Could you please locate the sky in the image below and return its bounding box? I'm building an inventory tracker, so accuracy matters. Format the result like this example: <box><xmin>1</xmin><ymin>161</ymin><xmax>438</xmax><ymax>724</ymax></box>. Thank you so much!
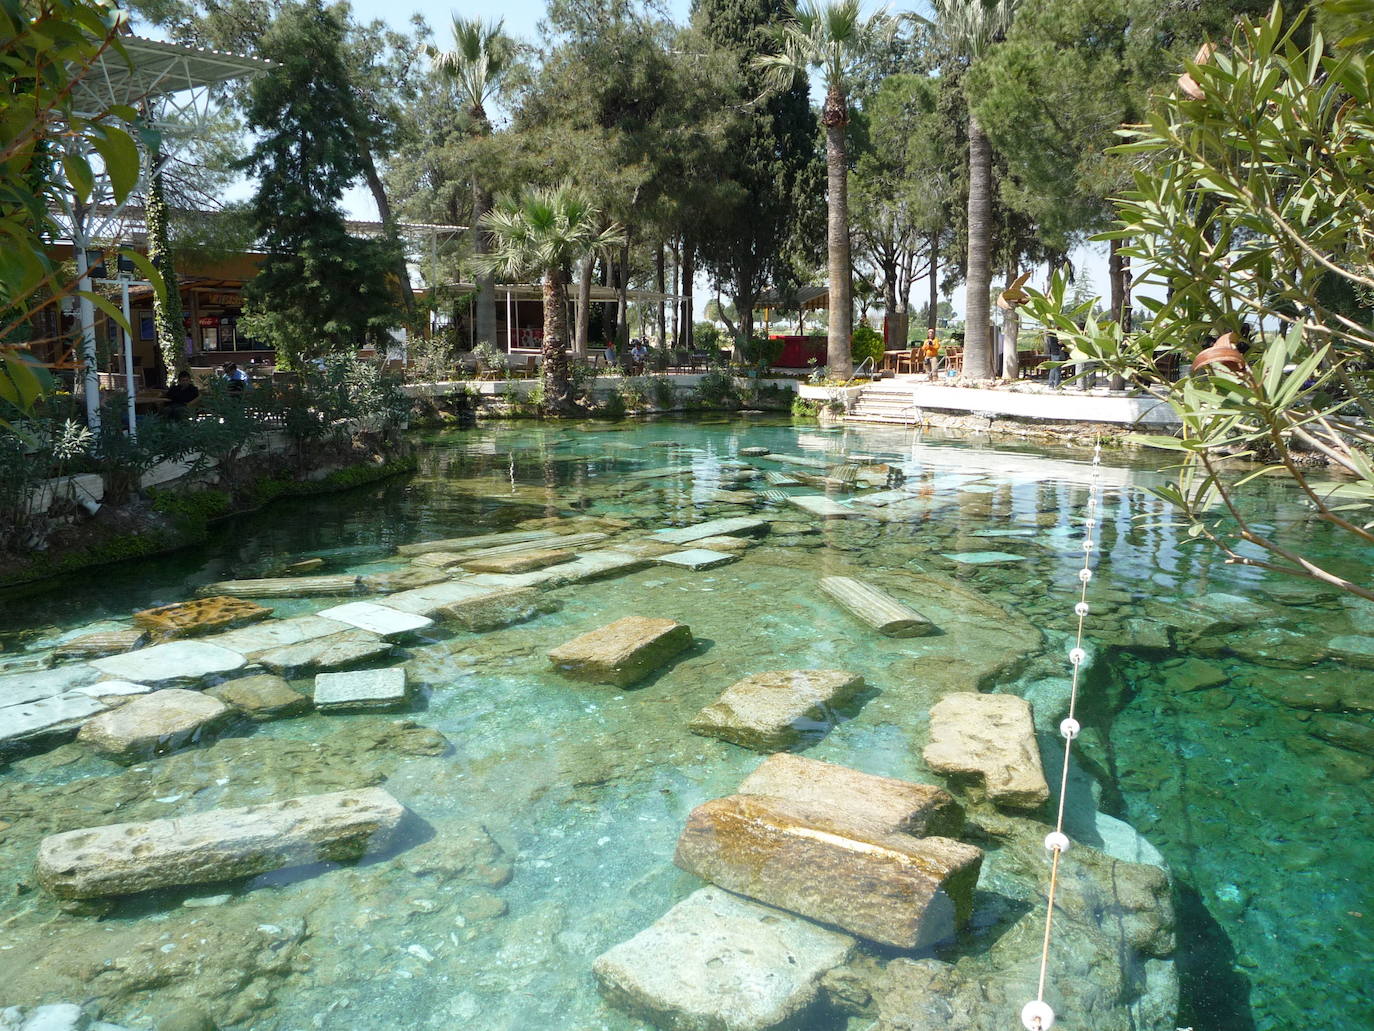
<box><xmin>149</xmin><ymin>0</ymin><xmax>1124</xmax><ymax>329</ymax></box>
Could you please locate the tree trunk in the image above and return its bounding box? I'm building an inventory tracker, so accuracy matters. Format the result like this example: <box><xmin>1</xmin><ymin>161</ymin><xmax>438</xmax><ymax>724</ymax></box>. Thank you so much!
<box><xmin>472</xmin><ymin>183</ymin><xmax>497</xmax><ymax>349</ymax></box>
<box><xmin>1108</xmin><ymin>237</ymin><xmax>1126</xmax><ymax>391</ymax></box>
<box><xmin>655</xmin><ymin>245</ymin><xmax>666</xmax><ymax>348</ymax></box>
<box><xmin>682</xmin><ymin>241</ymin><xmax>695</xmax><ymax>350</ymax></box>
<box><xmin>1002</xmin><ymin>259</ymin><xmax>1020</xmax><ymax>382</ymax></box>
<box><xmin>964</xmin><ymin>114</ymin><xmax>993</xmax><ymax>379</ymax></box>
<box><xmin>928</xmin><ymin>231</ymin><xmax>939</xmax><ymax>329</ymax></box>
<box><xmin>670</xmin><ymin>237</ymin><xmax>680</xmax><ymax>346</ymax></box>
<box><xmin>823</xmin><ymin>83</ymin><xmax>853</xmax><ymax>379</ymax></box>
<box><xmin>616</xmin><ymin>238</ymin><xmax>631</xmax><ymax>347</ymax></box>
<box><xmin>361</xmin><ymin>146</ymin><xmax>414</xmax><ymax>317</ymax></box>
<box><xmin>541</xmin><ymin>269</ymin><xmax>577</xmax><ymax>416</ymax></box>
<box><xmin>574</xmin><ymin>253</ymin><xmax>593</xmax><ymax>358</ymax></box>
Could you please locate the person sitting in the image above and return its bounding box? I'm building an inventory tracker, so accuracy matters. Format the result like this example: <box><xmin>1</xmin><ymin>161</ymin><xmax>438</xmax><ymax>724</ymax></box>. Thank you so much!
<box><xmin>163</xmin><ymin>371</ymin><xmax>200</xmax><ymax>420</ymax></box>
<box><xmin>602</xmin><ymin>341</ymin><xmax>617</xmax><ymax>369</ymax></box>
<box><xmin>224</xmin><ymin>362</ymin><xmax>248</xmax><ymax>393</ymax></box>
<box><xmin>630</xmin><ymin>340</ymin><xmax>648</xmax><ymax>375</ymax></box>
<box><xmin>920</xmin><ymin>329</ymin><xmax>941</xmax><ymax>380</ymax></box>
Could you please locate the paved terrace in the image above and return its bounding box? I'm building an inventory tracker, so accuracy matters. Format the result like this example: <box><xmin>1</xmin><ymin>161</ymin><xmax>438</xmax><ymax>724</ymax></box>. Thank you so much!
<box><xmin>851</xmin><ymin>376</ymin><xmax>1182</xmax><ymax>428</ymax></box>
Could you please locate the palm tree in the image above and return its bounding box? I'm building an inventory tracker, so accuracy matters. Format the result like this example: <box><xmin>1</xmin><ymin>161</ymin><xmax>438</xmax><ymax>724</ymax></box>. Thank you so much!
<box><xmin>429</xmin><ymin>17</ymin><xmax>515</xmax><ymax>353</ymax></box>
<box><xmin>759</xmin><ymin>0</ymin><xmax>892</xmax><ymax>380</ymax></box>
<box><xmin>925</xmin><ymin>0</ymin><xmax>1021</xmax><ymax>380</ymax></box>
<box><xmin>476</xmin><ymin>185</ymin><xmax>625</xmax><ymax>415</ymax></box>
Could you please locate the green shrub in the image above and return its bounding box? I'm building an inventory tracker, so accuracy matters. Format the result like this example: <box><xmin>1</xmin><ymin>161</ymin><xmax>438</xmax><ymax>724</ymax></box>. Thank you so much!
<box><xmin>693</xmin><ymin>322</ymin><xmax>722</xmax><ymax>352</ymax></box>
<box><xmin>740</xmin><ymin>335</ymin><xmax>785</xmax><ymax>370</ymax></box>
<box><xmin>649</xmin><ymin>376</ymin><xmax>675</xmax><ymax>409</ymax></box>
<box><xmin>791</xmin><ymin>395</ymin><xmax>821</xmax><ymax>419</ymax></box>
<box><xmin>599</xmin><ymin>391</ymin><xmax>627</xmax><ymax>419</ymax></box>
<box><xmin>149</xmin><ymin>487</ymin><xmax>231</xmax><ymax>532</ymax></box>
<box><xmin>851</xmin><ymin>325</ymin><xmax>884</xmax><ymax>367</ymax></box>
<box><xmin>694</xmin><ymin>369</ymin><xmax>738</xmax><ymax>409</ymax></box>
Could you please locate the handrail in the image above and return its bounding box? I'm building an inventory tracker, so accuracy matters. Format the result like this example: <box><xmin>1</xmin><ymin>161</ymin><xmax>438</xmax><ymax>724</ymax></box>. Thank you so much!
<box><xmin>844</xmin><ymin>355</ymin><xmax>876</xmax><ymax>388</ymax></box>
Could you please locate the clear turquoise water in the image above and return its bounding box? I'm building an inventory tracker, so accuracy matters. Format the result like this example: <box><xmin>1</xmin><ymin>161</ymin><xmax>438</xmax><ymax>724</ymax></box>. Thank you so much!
<box><xmin>1</xmin><ymin>416</ymin><xmax>1371</xmax><ymax>1031</ymax></box>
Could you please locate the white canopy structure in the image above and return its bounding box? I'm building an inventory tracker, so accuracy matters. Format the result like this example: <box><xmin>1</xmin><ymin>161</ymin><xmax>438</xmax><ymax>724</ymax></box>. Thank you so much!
<box><xmin>62</xmin><ymin>35</ymin><xmax>269</xmax><ymax>432</ymax></box>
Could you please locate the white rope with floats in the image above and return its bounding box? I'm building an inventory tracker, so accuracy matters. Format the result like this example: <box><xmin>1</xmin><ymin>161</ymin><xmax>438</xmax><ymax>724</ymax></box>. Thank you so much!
<box><xmin>1021</xmin><ymin>442</ymin><xmax>1105</xmax><ymax>1031</ymax></box>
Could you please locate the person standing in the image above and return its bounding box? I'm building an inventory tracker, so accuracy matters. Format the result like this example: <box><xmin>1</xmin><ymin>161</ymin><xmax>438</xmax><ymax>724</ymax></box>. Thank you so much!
<box><xmin>920</xmin><ymin>328</ymin><xmax>941</xmax><ymax>380</ymax></box>
<box><xmin>1046</xmin><ymin>332</ymin><xmax>1066</xmax><ymax>389</ymax></box>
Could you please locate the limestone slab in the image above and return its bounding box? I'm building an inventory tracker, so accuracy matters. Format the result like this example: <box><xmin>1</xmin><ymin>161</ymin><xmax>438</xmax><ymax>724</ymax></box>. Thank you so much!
<box><xmin>197</xmin><ymin>575</ymin><xmax>363</xmax><ymax>599</ymax></box>
<box><xmin>654</xmin><ymin>517</ymin><xmax>768</xmax><ymax>545</ymax></box>
<box><xmin>941</xmin><ymin>551</ymin><xmax>1028</xmax><ymax>565</ymax></box>
<box><xmin>737</xmin><ymin>753</ymin><xmax>963</xmax><ymax>839</ymax></box>
<box><xmin>674</xmin><ymin>794</ymin><xmax>983</xmax><ymax>949</ymax></box>
<box><xmin>593</xmin><ymin>886</ymin><xmax>854</xmax><ymax>1031</ymax></box>
<box><xmin>1328</xmin><ymin>634</ymin><xmax>1374</xmax><ymax>668</ymax></box>
<box><xmin>691</xmin><ymin>536</ymin><xmax>752</xmax><ymax>553</ymax></box>
<box><xmin>690</xmin><ymin>670</ymin><xmax>866</xmax><ymax>751</ymax></box>
<box><xmin>382</xmin><ymin>580</ymin><xmax>496</xmax><ymax>616</ymax></box>
<box><xmin>0</xmin><ymin>692</ymin><xmax>107</xmax><ymax>748</ymax></box>
<box><xmin>786</xmin><ymin>495</ymin><xmax>856</xmax><ymax>518</ymax></box>
<box><xmin>923</xmin><ymin>692</ymin><xmax>1050</xmax><ymax>809</ymax></box>
<box><xmin>1189</xmin><ymin>591</ymin><xmax>1275</xmax><ymax>624</ymax></box>
<box><xmin>709</xmin><ymin>489</ymin><xmax>758</xmax><ymax>505</ymax></box>
<box><xmin>462</xmin><ymin>570</ymin><xmax>565</xmax><ymax>590</ymax></box>
<box><xmin>206</xmin><ymin>615</ymin><xmax>352</xmax><ymax>657</ymax></box>
<box><xmin>71</xmin><ymin>679</ymin><xmax>153</xmax><ymax>700</ymax></box>
<box><xmin>77</xmin><ymin>689</ymin><xmax>232</xmax><ymax>763</ymax></box>
<box><xmin>656</xmin><ymin>549</ymin><xmax>738</xmax><ymax>571</ymax></box>
<box><xmin>358</xmin><ymin>567</ymin><xmax>449</xmax><ymax>592</ymax></box>
<box><xmin>0</xmin><ymin>664</ymin><xmax>102</xmax><ymax>707</ymax></box>
<box><xmin>255</xmin><ymin>629</ymin><xmax>393</xmax><ymax>674</ymax></box>
<box><xmin>819</xmin><ymin>576</ymin><xmax>935</xmax><ymax>637</ymax></box>
<box><xmin>460</xmin><ymin>548</ymin><xmax>574</xmax><ymax>574</ymax></box>
<box><xmin>545</xmin><ymin>550</ymin><xmax>651</xmax><ymax>585</ymax></box>
<box><xmin>396</xmin><ymin>529</ymin><xmax>557</xmax><ymax>557</ymax></box>
<box><xmin>52</xmin><ymin>629</ymin><xmax>146</xmax><ymax>659</ymax></box>
<box><xmin>739</xmin><ymin>446</ymin><xmax>771</xmax><ymax>457</ymax></box>
<box><xmin>434</xmin><ymin>587</ymin><xmax>556</xmax><ymax>631</ymax></box>
<box><xmin>315</xmin><ymin>601</ymin><xmax>433</xmax><ymax>639</ymax></box>
<box><xmin>133</xmin><ymin>596</ymin><xmax>273</xmax><ymax>640</ymax></box>
<box><xmin>314</xmin><ymin>667</ymin><xmax>409</xmax><ymax>711</ymax></box>
<box><xmin>209</xmin><ymin>674</ymin><xmax>311</xmax><ymax>719</ymax></box>
<box><xmin>90</xmin><ymin>640</ymin><xmax>247</xmax><ymax>686</ymax></box>
<box><xmin>549</xmin><ymin>616</ymin><xmax>693</xmax><ymax>687</ymax></box>
<box><xmin>36</xmin><ymin>786</ymin><xmax>406</xmax><ymax>898</ymax></box>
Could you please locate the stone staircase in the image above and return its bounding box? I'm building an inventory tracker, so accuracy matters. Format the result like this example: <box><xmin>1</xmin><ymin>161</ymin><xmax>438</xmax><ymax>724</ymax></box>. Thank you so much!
<box><xmin>844</xmin><ymin>380</ymin><xmax>921</xmax><ymax>425</ymax></box>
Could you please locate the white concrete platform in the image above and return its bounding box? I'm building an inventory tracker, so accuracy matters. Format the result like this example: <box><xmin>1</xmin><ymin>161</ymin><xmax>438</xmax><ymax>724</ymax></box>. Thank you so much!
<box><xmin>857</xmin><ymin>380</ymin><xmax>1180</xmax><ymax>427</ymax></box>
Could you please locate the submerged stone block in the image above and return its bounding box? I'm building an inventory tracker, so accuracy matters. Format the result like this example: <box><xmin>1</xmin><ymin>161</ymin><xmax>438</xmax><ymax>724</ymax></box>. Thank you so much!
<box><xmin>434</xmin><ymin>587</ymin><xmax>556</xmax><ymax>631</ymax></box>
<box><xmin>36</xmin><ymin>787</ymin><xmax>406</xmax><ymax>898</ymax></box>
<box><xmin>52</xmin><ymin>629</ymin><xmax>146</xmax><ymax>659</ymax></box>
<box><xmin>89</xmin><ymin>640</ymin><xmax>247</xmax><ymax>686</ymax></box>
<box><xmin>197</xmin><ymin>575</ymin><xmax>363</xmax><ymax>599</ymax></box>
<box><xmin>255</xmin><ymin>629</ymin><xmax>392</xmax><ymax>675</ymax></box>
<box><xmin>396</xmin><ymin>529</ymin><xmax>557</xmax><ymax>557</ymax></box>
<box><xmin>0</xmin><ymin>692</ymin><xmax>107</xmax><ymax>750</ymax></box>
<box><xmin>674</xmin><ymin>794</ymin><xmax>982</xmax><ymax>949</ymax></box>
<box><xmin>736</xmin><ymin>754</ymin><xmax>963</xmax><ymax>840</ymax></box>
<box><xmin>593</xmin><ymin>886</ymin><xmax>854</xmax><ymax>1031</ymax></box>
<box><xmin>314</xmin><ymin>667</ymin><xmax>409</xmax><ymax>712</ymax></box>
<box><xmin>923</xmin><ymin>693</ymin><xmax>1050</xmax><ymax>810</ymax></box>
<box><xmin>819</xmin><ymin>576</ymin><xmax>935</xmax><ymax>638</ymax></box>
<box><xmin>689</xmin><ymin>670</ymin><xmax>865</xmax><ymax>751</ymax></box>
<box><xmin>548</xmin><ymin>616</ymin><xmax>693</xmax><ymax>687</ymax></box>
<box><xmin>460</xmin><ymin>548</ymin><xmax>574</xmax><ymax>574</ymax></box>
<box><xmin>133</xmin><ymin>596</ymin><xmax>273</xmax><ymax>640</ymax></box>
<box><xmin>314</xmin><ymin>601</ymin><xmax>433</xmax><ymax>640</ymax></box>
<box><xmin>209</xmin><ymin>674</ymin><xmax>311</xmax><ymax>720</ymax></box>
<box><xmin>655</xmin><ymin>548</ymin><xmax>738</xmax><ymax>571</ymax></box>
<box><xmin>654</xmin><ymin>517</ymin><xmax>768</xmax><ymax>545</ymax></box>
<box><xmin>205</xmin><ymin>614</ymin><xmax>352</xmax><ymax>657</ymax></box>
<box><xmin>76</xmin><ymin>688</ymin><xmax>232</xmax><ymax>763</ymax></box>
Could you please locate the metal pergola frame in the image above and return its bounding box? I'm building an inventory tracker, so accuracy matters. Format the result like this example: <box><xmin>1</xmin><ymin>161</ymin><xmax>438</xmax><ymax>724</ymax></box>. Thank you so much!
<box><xmin>58</xmin><ymin>35</ymin><xmax>269</xmax><ymax>433</ymax></box>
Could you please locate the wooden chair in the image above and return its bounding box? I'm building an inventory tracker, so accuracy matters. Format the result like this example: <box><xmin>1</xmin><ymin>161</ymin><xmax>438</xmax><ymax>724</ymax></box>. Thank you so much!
<box><xmin>520</xmin><ymin>356</ymin><xmax>539</xmax><ymax>379</ymax></box>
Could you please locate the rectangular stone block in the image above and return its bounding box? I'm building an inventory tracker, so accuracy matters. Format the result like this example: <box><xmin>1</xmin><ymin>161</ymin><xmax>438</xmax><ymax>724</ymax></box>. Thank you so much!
<box><xmin>36</xmin><ymin>787</ymin><xmax>406</xmax><ymax>898</ymax></box>
<box><xmin>787</xmin><ymin>495</ymin><xmax>856</xmax><ymax>518</ymax></box>
<box><xmin>655</xmin><ymin>549</ymin><xmax>738</xmax><ymax>571</ymax></box>
<box><xmin>1</xmin><ymin>693</ymin><xmax>107</xmax><ymax>750</ymax></box>
<box><xmin>255</xmin><ymin>629</ymin><xmax>392</xmax><ymax>675</ymax></box>
<box><xmin>674</xmin><ymin>794</ymin><xmax>982</xmax><ymax>949</ymax></box>
<box><xmin>133</xmin><ymin>596</ymin><xmax>273</xmax><ymax>640</ymax></box>
<box><xmin>545</xmin><ymin>550</ymin><xmax>651</xmax><ymax>585</ymax></box>
<box><xmin>314</xmin><ymin>668</ymin><xmax>409</xmax><ymax>712</ymax></box>
<box><xmin>593</xmin><ymin>886</ymin><xmax>854</xmax><ymax>1031</ymax></box>
<box><xmin>89</xmin><ymin>640</ymin><xmax>247</xmax><ymax>686</ymax></box>
<box><xmin>314</xmin><ymin>602</ymin><xmax>433</xmax><ymax>639</ymax></box>
<box><xmin>77</xmin><ymin>688</ymin><xmax>232</xmax><ymax>763</ymax></box>
<box><xmin>434</xmin><ymin>587</ymin><xmax>554</xmax><ymax>631</ymax></box>
<box><xmin>196</xmin><ymin>575</ymin><xmax>363</xmax><ymax>599</ymax></box>
<box><xmin>737</xmin><ymin>753</ymin><xmax>964</xmax><ymax>839</ymax></box>
<box><xmin>549</xmin><ymin>617</ymin><xmax>693</xmax><ymax>687</ymax></box>
<box><xmin>690</xmin><ymin>670</ymin><xmax>865</xmax><ymax>752</ymax></box>
<box><xmin>923</xmin><ymin>692</ymin><xmax>1050</xmax><ymax>810</ymax></box>
<box><xmin>653</xmin><ymin>517</ymin><xmax>768</xmax><ymax>545</ymax></box>
<box><xmin>396</xmin><ymin>529</ymin><xmax>557</xmax><ymax>557</ymax></box>
<box><xmin>460</xmin><ymin>548</ymin><xmax>574</xmax><ymax>574</ymax></box>
<box><xmin>52</xmin><ymin>629</ymin><xmax>146</xmax><ymax>659</ymax></box>
<box><xmin>204</xmin><ymin>615</ymin><xmax>352</xmax><ymax>657</ymax></box>
<box><xmin>382</xmin><ymin>580</ymin><xmax>496</xmax><ymax>616</ymax></box>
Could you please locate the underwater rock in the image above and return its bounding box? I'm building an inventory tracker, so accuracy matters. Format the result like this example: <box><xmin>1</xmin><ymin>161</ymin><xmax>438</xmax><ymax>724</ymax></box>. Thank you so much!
<box><xmin>76</xmin><ymin>689</ymin><xmax>232</xmax><ymax>764</ymax></box>
<box><xmin>1169</xmin><ymin>658</ymin><xmax>1230</xmax><ymax>692</ymax></box>
<box><xmin>334</xmin><ymin>718</ymin><xmax>448</xmax><ymax>757</ymax></box>
<box><xmin>51</xmin><ymin>630</ymin><xmax>146</xmax><ymax>660</ymax></box>
<box><xmin>1326</xmin><ymin>634</ymin><xmax>1374</xmax><ymax>669</ymax></box>
<box><xmin>203</xmin><ymin>614</ymin><xmax>351</xmax><ymax>657</ymax></box>
<box><xmin>655</xmin><ymin>549</ymin><xmax>739</xmax><ymax>571</ymax></box>
<box><xmin>1224</xmin><ymin>625</ymin><xmax>1329</xmax><ymax>668</ymax></box>
<box><xmin>786</xmin><ymin>495</ymin><xmax>856</xmax><ymax>518</ymax></box>
<box><xmin>593</xmin><ymin>886</ymin><xmax>854</xmax><ymax>1031</ymax></box>
<box><xmin>544</xmin><ymin>550</ymin><xmax>652</xmax><ymax>585</ymax></box>
<box><xmin>313</xmin><ymin>668</ymin><xmax>409</xmax><ymax>712</ymax></box>
<box><xmin>434</xmin><ymin>586</ymin><xmax>557</xmax><ymax>631</ymax></box>
<box><xmin>460</xmin><ymin>548</ymin><xmax>574</xmax><ymax>574</ymax></box>
<box><xmin>255</xmin><ymin>629</ymin><xmax>393</xmax><ymax>675</ymax></box>
<box><xmin>923</xmin><ymin>693</ymin><xmax>1050</xmax><ymax>810</ymax></box>
<box><xmin>88</xmin><ymin>640</ymin><xmax>247</xmax><ymax>687</ymax></box>
<box><xmin>1308</xmin><ymin>714</ymin><xmax>1374</xmax><ymax>756</ymax></box>
<box><xmin>36</xmin><ymin>786</ymin><xmax>405</xmax><ymax>899</ymax></box>
<box><xmin>674</xmin><ymin>794</ymin><xmax>982</xmax><ymax>949</ymax></box>
<box><xmin>395</xmin><ymin>529</ymin><xmax>557</xmax><ymax>557</ymax></box>
<box><xmin>819</xmin><ymin>577</ymin><xmax>935</xmax><ymax>638</ymax></box>
<box><xmin>735</xmin><ymin>753</ymin><xmax>964</xmax><ymax>839</ymax></box>
<box><xmin>0</xmin><ymin>664</ymin><xmax>102</xmax><ymax>707</ymax></box>
<box><xmin>0</xmin><ymin>1003</ymin><xmax>125</xmax><ymax>1031</ymax></box>
<box><xmin>381</xmin><ymin>580</ymin><xmax>497</xmax><ymax>616</ymax></box>
<box><xmin>740</xmin><ymin>446</ymin><xmax>771</xmax><ymax>457</ymax></box>
<box><xmin>0</xmin><ymin>693</ymin><xmax>107</xmax><ymax>751</ymax></box>
<box><xmin>653</xmin><ymin>517</ymin><xmax>769</xmax><ymax>545</ymax></box>
<box><xmin>1245</xmin><ymin>667</ymin><xmax>1374</xmax><ymax>713</ymax></box>
<box><xmin>548</xmin><ymin>617</ymin><xmax>693</xmax><ymax>687</ymax></box>
<box><xmin>314</xmin><ymin>602</ymin><xmax>433</xmax><ymax>640</ymax></box>
<box><xmin>132</xmin><ymin>596</ymin><xmax>273</xmax><ymax>641</ymax></box>
<box><xmin>689</xmin><ymin>670</ymin><xmax>866</xmax><ymax>751</ymax></box>
<box><xmin>208</xmin><ymin>674</ymin><xmax>310</xmax><ymax>720</ymax></box>
<box><xmin>282</xmin><ymin>557</ymin><xmax>325</xmax><ymax>574</ymax></box>
<box><xmin>357</xmin><ymin>567</ymin><xmax>450</xmax><ymax>593</ymax></box>
<box><xmin>615</xmin><ymin>538</ymin><xmax>685</xmax><ymax>559</ymax></box>
<box><xmin>196</xmin><ymin>574</ymin><xmax>363</xmax><ymax>599</ymax></box>
<box><xmin>1189</xmin><ymin>591</ymin><xmax>1276</xmax><ymax>625</ymax></box>
<box><xmin>691</xmin><ymin>535</ymin><xmax>753</xmax><ymax>553</ymax></box>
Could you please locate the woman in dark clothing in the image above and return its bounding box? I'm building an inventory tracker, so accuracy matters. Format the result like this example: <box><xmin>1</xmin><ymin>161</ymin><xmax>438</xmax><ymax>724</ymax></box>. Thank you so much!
<box><xmin>163</xmin><ymin>371</ymin><xmax>200</xmax><ymax>420</ymax></box>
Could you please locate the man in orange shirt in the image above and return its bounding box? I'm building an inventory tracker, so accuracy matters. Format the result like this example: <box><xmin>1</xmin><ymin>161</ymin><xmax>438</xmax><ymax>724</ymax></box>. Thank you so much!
<box><xmin>920</xmin><ymin>328</ymin><xmax>941</xmax><ymax>380</ymax></box>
